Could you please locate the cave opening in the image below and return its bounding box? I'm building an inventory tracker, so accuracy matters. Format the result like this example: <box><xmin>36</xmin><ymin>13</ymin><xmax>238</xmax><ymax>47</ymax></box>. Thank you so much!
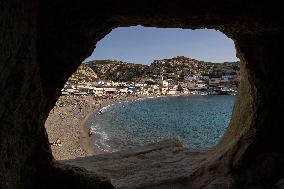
<box><xmin>45</xmin><ymin>26</ymin><xmax>240</xmax><ymax>161</ymax></box>
<box><xmin>2</xmin><ymin>1</ymin><xmax>284</xmax><ymax>188</ymax></box>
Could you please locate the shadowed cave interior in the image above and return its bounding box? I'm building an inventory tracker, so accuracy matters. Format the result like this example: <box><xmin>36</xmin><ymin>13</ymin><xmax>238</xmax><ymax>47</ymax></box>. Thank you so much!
<box><xmin>0</xmin><ymin>0</ymin><xmax>284</xmax><ymax>188</ymax></box>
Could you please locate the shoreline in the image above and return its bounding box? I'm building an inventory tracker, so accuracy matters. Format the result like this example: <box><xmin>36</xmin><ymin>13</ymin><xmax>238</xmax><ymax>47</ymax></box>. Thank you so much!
<box><xmin>79</xmin><ymin>111</ymin><xmax>96</xmax><ymax>156</ymax></box>
<box><xmin>45</xmin><ymin>94</ymin><xmax>152</xmax><ymax>160</ymax></box>
<box><xmin>85</xmin><ymin>95</ymin><xmax>153</xmax><ymax>154</ymax></box>
<box><xmin>45</xmin><ymin>95</ymin><xmax>100</xmax><ymax>160</ymax></box>
<box><xmin>45</xmin><ymin>93</ymin><xmax>229</xmax><ymax>160</ymax></box>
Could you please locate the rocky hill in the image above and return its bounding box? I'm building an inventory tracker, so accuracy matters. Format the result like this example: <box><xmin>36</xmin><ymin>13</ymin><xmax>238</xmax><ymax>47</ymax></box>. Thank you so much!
<box><xmin>147</xmin><ymin>56</ymin><xmax>239</xmax><ymax>79</ymax></box>
<box><xmin>68</xmin><ymin>64</ymin><xmax>98</xmax><ymax>81</ymax></box>
<box><xmin>70</xmin><ymin>57</ymin><xmax>240</xmax><ymax>82</ymax></box>
<box><xmin>85</xmin><ymin>60</ymin><xmax>148</xmax><ymax>81</ymax></box>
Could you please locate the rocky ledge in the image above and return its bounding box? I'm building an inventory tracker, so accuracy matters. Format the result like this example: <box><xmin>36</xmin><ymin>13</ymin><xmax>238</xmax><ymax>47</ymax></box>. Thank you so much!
<box><xmin>63</xmin><ymin>139</ymin><xmax>210</xmax><ymax>189</ymax></box>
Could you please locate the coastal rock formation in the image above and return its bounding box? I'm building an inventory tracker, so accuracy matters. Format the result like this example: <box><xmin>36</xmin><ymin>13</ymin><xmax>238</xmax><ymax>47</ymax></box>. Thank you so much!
<box><xmin>0</xmin><ymin>0</ymin><xmax>284</xmax><ymax>188</ymax></box>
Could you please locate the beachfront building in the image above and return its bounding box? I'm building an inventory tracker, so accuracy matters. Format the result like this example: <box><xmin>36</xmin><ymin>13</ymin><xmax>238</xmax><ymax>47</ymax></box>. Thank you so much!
<box><xmin>160</xmin><ymin>80</ymin><xmax>169</xmax><ymax>87</ymax></box>
<box><xmin>147</xmin><ymin>85</ymin><xmax>160</xmax><ymax>95</ymax></box>
<box><xmin>141</xmin><ymin>90</ymin><xmax>149</xmax><ymax>95</ymax></box>
<box><xmin>78</xmin><ymin>87</ymin><xmax>94</xmax><ymax>94</ymax></box>
<box><xmin>93</xmin><ymin>87</ymin><xmax>104</xmax><ymax>95</ymax></box>
<box><xmin>62</xmin><ymin>69</ymin><xmax>239</xmax><ymax>97</ymax></box>
<box><xmin>118</xmin><ymin>87</ymin><xmax>128</xmax><ymax>94</ymax></box>
<box><xmin>195</xmin><ymin>80</ymin><xmax>207</xmax><ymax>89</ymax></box>
<box><xmin>103</xmin><ymin>86</ymin><xmax>117</xmax><ymax>94</ymax></box>
<box><xmin>135</xmin><ymin>82</ymin><xmax>147</xmax><ymax>87</ymax></box>
<box><xmin>117</xmin><ymin>82</ymin><xmax>127</xmax><ymax>87</ymax></box>
<box><xmin>209</xmin><ymin>78</ymin><xmax>221</xmax><ymax>85</ymax></box>
<box><xmin>167</xmin><ymin>88</ymin><xmax>177</xmax><ymax>95</ymax></box>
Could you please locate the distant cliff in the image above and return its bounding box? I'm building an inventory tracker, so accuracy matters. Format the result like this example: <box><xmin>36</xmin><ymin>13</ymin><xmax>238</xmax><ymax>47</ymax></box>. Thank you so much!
<box><xmin>71</xmin><ymin>57</ymin><xmax>240</xmax><ymax>82</ymax></box>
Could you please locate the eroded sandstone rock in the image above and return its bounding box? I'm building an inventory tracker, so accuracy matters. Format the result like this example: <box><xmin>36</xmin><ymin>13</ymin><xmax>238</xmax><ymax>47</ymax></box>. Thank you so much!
<box><xmin>1</xmin><ymin>0</ymin><xmax>283</xmax><ymax>188</ymax></box>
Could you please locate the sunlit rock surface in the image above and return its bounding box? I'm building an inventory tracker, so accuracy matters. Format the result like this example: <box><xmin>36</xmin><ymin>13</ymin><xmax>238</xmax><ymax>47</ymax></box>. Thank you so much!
<box><xmin>64</xmin><ymin>139</ymin><xmax>204</xmax><ymax>189</ymax></box>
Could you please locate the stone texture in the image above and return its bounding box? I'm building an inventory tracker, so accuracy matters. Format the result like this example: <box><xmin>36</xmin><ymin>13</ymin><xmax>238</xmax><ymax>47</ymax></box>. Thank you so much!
<box><xmin>276</xmin><ymin>178</ymin><xmax>284</xmax><ymax>189</ymax></box>
<box><xmin>1</xmin><ymin>0</ymin><xmax>284</xmax><ymax>188</ymax></box>
<box><xmin>207</xmin><ymin>177</ymin><xmax>234</xmax><ymax>189</ymax></box>
<box><xmin>0</xmin><ymin>1</ymin><xmax>52</xmax><ymax>188</ymax></box>
<box><xmin>64</xmin><ymin>139</ymin><xmax>204</xmax><ymax>189</ymax></box>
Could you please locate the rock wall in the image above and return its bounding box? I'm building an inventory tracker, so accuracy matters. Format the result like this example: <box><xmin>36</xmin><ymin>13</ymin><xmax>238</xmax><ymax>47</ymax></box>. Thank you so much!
<box><xmin>0</xmin><ymin>1</ymin><xmax>51</xmax><ymax>188</ymax></box>
<box><xmin>0</xmin><ymin>0</ymin><xmax>283</xmax><ymax>188</ymax></box>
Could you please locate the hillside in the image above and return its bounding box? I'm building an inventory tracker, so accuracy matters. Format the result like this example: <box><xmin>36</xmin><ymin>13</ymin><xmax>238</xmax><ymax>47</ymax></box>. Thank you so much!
<box><xmin>69</xmin><ymin>57</ymin><xmax>240</xmax><ymax>82</ymax></box>
<box><xmin>147</xmin><ymin>56</ymin><xmax>240</xmax><ymax>80</ymax></box>
<box><xmin>85</xmin><ymin>60</ymin><xmax>148</xmax><ymax>81</ymax></box>
<box><xmin>68</xmin><ymin>64</ymin><xmax>98</xmax><ymax>82</ymax></box>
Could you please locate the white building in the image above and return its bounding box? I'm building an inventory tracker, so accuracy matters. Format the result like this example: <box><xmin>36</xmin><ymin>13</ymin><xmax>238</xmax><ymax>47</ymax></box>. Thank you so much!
<box><xmin>158</xmin><ymin>76</ymin><xmax>169</xmax><ymax>87</ymax></box>
<box><xmin>135</xmin><ymin>83</ymin><xmax>147</xmax><ymax>87</ymax></box>
<box><xmin>209</xmin><ymin>78</ymin><xmax>221</xmax><ymax>85</ymax></box>
<box><xmin>93</xmin><ymin>87</ymin><xmax>104</xmax><ymax>95</ymax></box>
<box><xmin>118</xmin><ymin>87</ymin><xmax>128</xmax><ymax>93</ymax></box>
<box><xmin>184</xmin><ymin>75</ymin><xmax>209</xmax><ymax>81</ymax></box>
<box><xmin>103</xmin><ymin>87</ymin><xmax>117</xmax><ymax>94</ymax></box>
<box><xmin>195</xmin><ymin>81</ymin><xmax>207</xmax><ymax>89</ymax></box>
<box><xmin>117</xmin><ymin>82</ymin><xmax>127</xmax><ymax>86</ymax></box>
<box><xmin>160</xmin><ymin>80</ymin><xmax>169</xmax><ymax>87</ymax></box>
<box><xmin>167</xmin><ymin>89</ymin><xmax>177</xmax><ymax>95</ymax></box>
<box><xmin>184</xmin><ymin>75</ymin><xmax>197</xmax><ymax>81</ymax></box>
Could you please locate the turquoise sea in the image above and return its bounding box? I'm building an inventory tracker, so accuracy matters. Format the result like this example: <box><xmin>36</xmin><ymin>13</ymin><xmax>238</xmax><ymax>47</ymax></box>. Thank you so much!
<box><xmin>86</xmin><ymin>95</ymin><xmax>236</xmax><ymax>153</ymax></box>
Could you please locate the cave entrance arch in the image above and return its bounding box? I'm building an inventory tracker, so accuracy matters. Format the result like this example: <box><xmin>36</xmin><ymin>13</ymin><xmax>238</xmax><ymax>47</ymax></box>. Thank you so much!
<box><xmin>45</xmin><ymin>27</ymin><xmax>240</xmax><ymax>161</ymax></box>
<box><xmin>38</xmin><ymin>19</ymin><xmax>284</xmax><ymax>188</ymax></box>
<box><xmin>1</xmin><ymin>1</ymin><xmax>284</xmax><ymax>188</ymax></box>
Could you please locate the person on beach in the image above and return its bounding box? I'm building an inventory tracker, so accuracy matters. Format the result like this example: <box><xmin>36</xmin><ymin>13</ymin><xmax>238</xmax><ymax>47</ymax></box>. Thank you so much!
<box><xmin>88</xmin><ymin>128</ymin><xmax>92</xmax><ymax>137</ymax></box>
<box><xmin>52</xmin><ymin>139</ymin><xmax>62</xmax><ymax>147</ymax></box>
<box><xmin>97</xmin><ymin>109</ymin><xmax>102</xmax><ymax>115</ymax></box>
<box><xmin>56</xmin><ymin>139</ymin><xmax>62</xmax><ymax>146</ymax></box>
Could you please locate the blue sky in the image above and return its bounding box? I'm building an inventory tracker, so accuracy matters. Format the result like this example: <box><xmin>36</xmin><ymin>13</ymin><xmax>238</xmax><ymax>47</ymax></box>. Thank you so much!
<box><xmin>84</xmin><ymin>26</ymin><xmax>238</xmax><ymax>65</ymax></box>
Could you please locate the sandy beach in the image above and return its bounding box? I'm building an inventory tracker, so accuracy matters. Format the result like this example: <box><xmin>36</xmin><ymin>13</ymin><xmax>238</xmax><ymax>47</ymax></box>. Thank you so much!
<box><xmin>45</xmin><ymin>94</ymin><xmax>146</xmax><ymax>160</ymax></box>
